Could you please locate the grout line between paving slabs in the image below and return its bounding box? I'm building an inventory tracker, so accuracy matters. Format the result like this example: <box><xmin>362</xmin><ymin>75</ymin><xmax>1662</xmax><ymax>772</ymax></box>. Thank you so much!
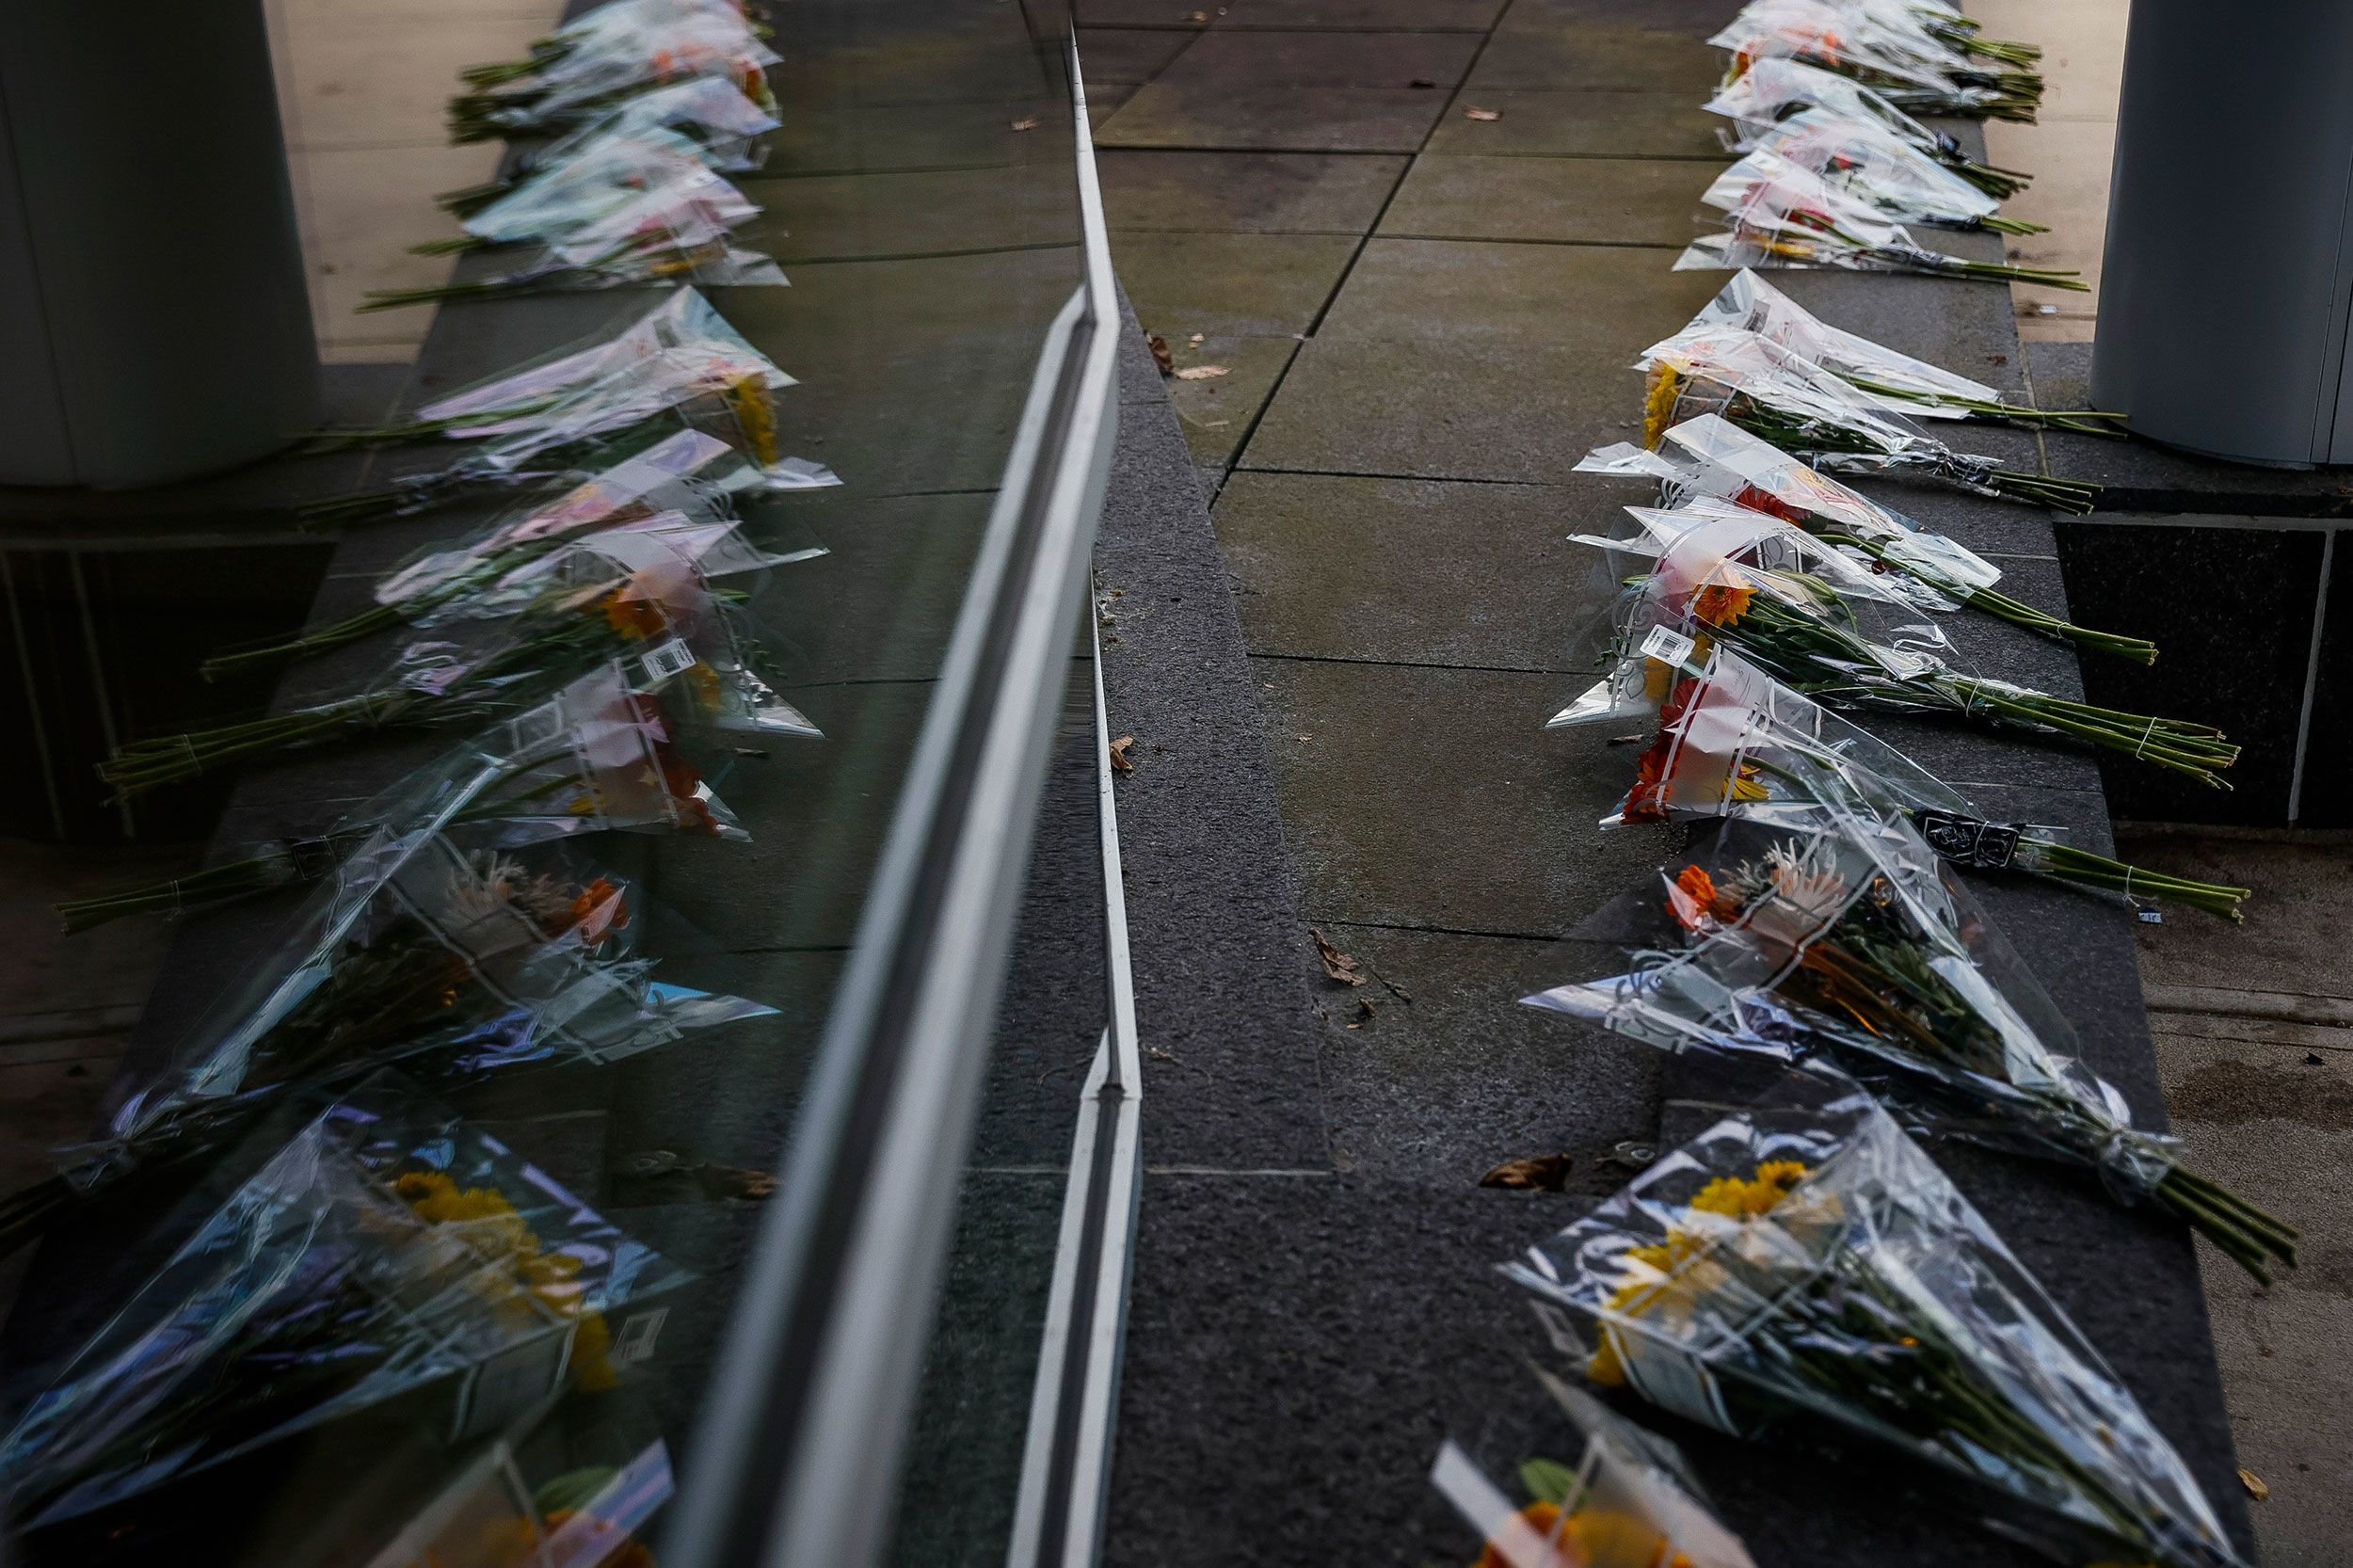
<box><xmin>1208</xmin><ymin>15</ymin><xmax>1513</xmax><ymax>473</ymax></box>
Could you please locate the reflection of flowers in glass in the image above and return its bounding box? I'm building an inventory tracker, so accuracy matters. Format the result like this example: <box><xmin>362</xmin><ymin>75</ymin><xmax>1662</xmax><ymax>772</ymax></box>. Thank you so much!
<box><xmin>393</xmin><ymin>1170</ymin><xmax>616</xmax><ymax>1391</ymax></box>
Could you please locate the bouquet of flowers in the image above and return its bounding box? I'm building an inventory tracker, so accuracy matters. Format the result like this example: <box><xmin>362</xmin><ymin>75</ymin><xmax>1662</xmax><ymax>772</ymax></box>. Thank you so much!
<box><xmin>303</xmin><ymin>291</ymin><xmax>787</xmax><ymax>454</ymax></box>
<box><xmin>12</xmin><ymin>831</ymin><xmax>773</xmax><ymax>1240</ymax></box>
<box><xmin>450</xmin><ymin>0</ymin><xmax>779</xmax><ymax>143</ymax></box>
<box><xmin>1742</xmin><ymin>109</ymin><xmax>2038</xmax><ymax>233</ymax></box>
<box><xmin>1635</xmin><ymin>322</ymin><xmax>2100</xmax><ymax>510</ymax></box>
<box><xmin>1600</xmin><ymin>644</ymin><xmax>2250</xmax><ymax>918</ymax></box>
<box><xmin>1551</xmin><ymin>502</ymin><xmax>2237</xmax><ymax>784</ymax></box>
<box><xmin>1703</xmin><ymin>56</ymin><xmax>2030</xmax><ymax>198</ymax></box>
<box><xmin>376</xmin><ymin>1433</ymin><xmax>673</xmax><ymax>1568</ymax></box>
<box><xmin>58</xmin><ymin>661</ymin><xmax>755</xmax><ymax>933</ymax></box>
<box><xmin>301</xmin><ymin>336</ymin><xmax>836</xmax><ymax>526</ymax></box>
<box><xmin>363</xmin><ymin>159</ymin><xmax>782</xmax><ymax>311</ymax></box>
<box><xmin>1666</xmin><ymin>272</ymin><xmax>2124</xmax><ymax>435</ymax></box>
<box><xmin>102</xmin><ymin>525</ymin><xmax>817</xmax><ymax>798</ymax></box>
<box><xmin>0</xmin><ymin>1077</ymin><xmax>692</xmax><ymax>1529</ymax></box>
<box><xmin>413</xmin><ymin>128</ymin><xmax>734</xmax><ymax>257</ymax></box>
<box><xmin>1432</xmin><ymin>1368</ymin><xmax>1758</xmax><ymax>1568</ymax></box>
<box><xmin>1713</xmin><ymin>0</ymin><xmax>2042</xmax><ymax>121</ymax></box>
<box><xmin>439</xmin><ymin>74</ymin><xmax>779</xmax><ymax>218</ymax></box>
<box><xmin>1578</xmin><ymin>413</ymin><xmax>2148</xmax><ymax>661</ymax></box>
<box><xmin>1501</xmin><ymin>1072</ymin><xmax>2256</xmax><ymax>1567</ymax></box>
<box><xmin>1528</xmin><ymin>814</ymin><xmax>2293</xmax><ymax>1273</ymax></box>
<box><xmin>1678</xmin><ymin>152</ymin><xmax>2084</xmax><ymax>293</ymax></box>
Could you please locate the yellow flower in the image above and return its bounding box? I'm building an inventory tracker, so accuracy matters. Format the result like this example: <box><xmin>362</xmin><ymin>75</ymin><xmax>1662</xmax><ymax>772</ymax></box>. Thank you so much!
<box><xmin>725</xmin><ymin>371</ymin><xmax>778</xmax><ymax>467</ymax></box>
<box><xmin>1641</xmin><ymin>363</ymin><xmax>1685</xmax><ymax>450</ymax></box>
<box><xmin>1585</xmin><ymin>1163</ymin><xmax>1808</xmax><ymax>1386</ymax></box>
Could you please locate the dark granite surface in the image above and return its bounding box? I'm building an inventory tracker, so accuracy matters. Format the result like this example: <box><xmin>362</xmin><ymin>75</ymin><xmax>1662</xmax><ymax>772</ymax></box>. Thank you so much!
<box><xmin>1091</xmin><ymin>0</ymin><xmax>2259</xmax><ymax>1563</ymax></box>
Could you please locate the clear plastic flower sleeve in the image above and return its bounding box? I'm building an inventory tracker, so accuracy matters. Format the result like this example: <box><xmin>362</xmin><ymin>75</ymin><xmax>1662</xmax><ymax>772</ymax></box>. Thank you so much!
<box><xmin>1523</xmin><ymin>810</ymin><xmax>2294</xmax><ymax>1273</ymax></box>
<box><xmin>76</xmin><ymin>834</ymin><xmax>774</xmax><ymax>1194</ymax></box>
<box><xmin>0</xmin><ymin>1076</ymin><xmax>693</xmax><ymax>1528</ymax></box>
<box><xmin>1431</xmin><ymin>1368</ymin><xmax>1757</xmax><ymax>1568</ymax></box>
<box><xmin>1677</xmin><ymin>269</ymin><xmax>2001</xmax><ymax>415</ymax></box>
<box><xmin>452</xmin><ymin>0</ymin><xmax>780</xmax><ymax>142</ymax></box>
<box><xmin>1499</xmin><ymin>1070</ymin><xmax>2250</xmax><ymax>1567</ymax></box>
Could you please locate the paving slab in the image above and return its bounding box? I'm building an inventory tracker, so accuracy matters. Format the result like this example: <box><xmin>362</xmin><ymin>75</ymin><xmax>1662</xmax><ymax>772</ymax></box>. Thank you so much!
<box><xmin>1212</xmin><ymin>0</ymin><xmax>1508</xmax><ymax>28</ymax></box>
<box><xmin>1096</xmin><ymin>79</ymin><xmax>1452</xmax><ymax>152</ymax></box>
<box><xmin>2150</xmin><ymin>1032</ymin><xmax>2353</xmax><ymax>1568</ymax></box>
<box><xmin>1378</xmin><ymin>152</ymin><xmax>1707</xmax><ymax>245</ymax></box>
<box><xmin>1309</xmin><ymin>922</ymin><xmax>1665</xmax><ymax>1188</ymax></box>
<box><xmin>761</xmin><ymin>99</ymin><xmax>1042</xmax><ymax>174</ymax></box>
<box><xmin>1212</xmin><ymin>471</ymin><xmax>1603</xmax><ymax>669</ymax></box>
<box><xmin>1159</xmin><ymin>333</ymin><xmax>1301</xmax><ymax>465</ymax></box>
<box><xmin>1163</xmin><ymin>27</ymin><xmax>1482</xmax><ymax>87</ymax></box>
<box><xmin>1110</xmin><ymin>229</ymin><xmax>1357</xmax><ymax>336</ymax></box>
<box><xmin>1243</xmin><ymin>238</ymin><xmax>1721</xmax><ymax>483</ymax></box>
<box><xmin>1072</xmin><ymin>0</ymin><xmax>1217</xmax><ymax>26</ymax></box>
<box><xmin>1096</xmin><ymin>353</ymin><xmax>1336</xmax><ymax>1171</ymax></box>
<box><xmin>1256</xmin><ymin>657</ymin><xmax>1673</xmax><ymax>935</ymax></box>
<box><xmin>1075</xmin><ymin>25</ymin><xmax>1201</xmax><ymax>83</ymax></box>
<box><xmin>1464</xmin><ymin>25</ymin><xmax>1721</xmax><ymax>92</ymax></box>
<box><xmin>737</xmin><ymin>159</ymin><xmax>1079</xmax><ymax>263</ymax></box>
<box><xmin>1423</xmin><ymin>87</ymin><xmax>1726</xmax><ymax>158</ymax></box>
<box><xmin>1098</xmin><ymin>149</ymin><xmax>1406</xmax><ymax>232</ymax></box>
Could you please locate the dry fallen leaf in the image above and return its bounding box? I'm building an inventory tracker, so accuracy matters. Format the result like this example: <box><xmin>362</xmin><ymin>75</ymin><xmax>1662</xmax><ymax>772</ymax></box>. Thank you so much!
<box><xmin>1345</xmin><ymin>997</ymin><xmax>1377</xmax><ymax>1030</ymax></box>
<box><xmin>1188</xmin><ymin>332</ymin><xmax>1204</xmax><ymax>344</ymax></box>
<box><xmin>1310</xmin><ymin>927</ymin><xmax>1366</xmax><ymax>986</ymax></box>
<box><xmin>1147</xmin><ymin>333</ymin><xmax>1174</xmax><ymax>375</ymax></box>
<box><xmin>1186</xmin><ymin>8</ymin><xmax>1209</xmax><ymax>19</ymax></box>
<box><xmin>1465</xmin><ymin>106</ymin><xmax>1501</xmax><ymax>120</ymax></box>
<box><xmin>1607</xmin><ymin>733</ymin><xmax>1648</xmax><ymax>745</ymax></box>
<box><xmin>1480</xmin><ymin>1153</ymin><xmax>1575</xmax><ymax>1192</ymax></box>
<box><xmin>1202</xmin><ymin>419</ymin><xmax>1230</xmax><ymax>428</ymax></box>
<box><xmin>1109</xmin><ymin>733</ymin><xmax>1136</xmax><ymax>774</ymax></box>
<box><xmin>1010</xmin><ymin>115</ymin><xmax>1039</xmax><ymax>132</ymax></box>
<box><xmin>1174</xmin><ymin>364</ymin><xmax>1230</xmax><ymax>380</ymax></box>
<box><xmin>2239</xmin><ymin>1468</ymin><xmax>2269</xmax><ymax>1502</ymax></box>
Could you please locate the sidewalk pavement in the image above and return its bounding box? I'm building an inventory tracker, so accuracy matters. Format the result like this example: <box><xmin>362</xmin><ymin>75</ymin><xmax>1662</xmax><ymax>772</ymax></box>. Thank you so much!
<box><xmin>1078</xmin><ymin>0</ymin><xmax>2321</xmax><ymax>1561</ymax></box>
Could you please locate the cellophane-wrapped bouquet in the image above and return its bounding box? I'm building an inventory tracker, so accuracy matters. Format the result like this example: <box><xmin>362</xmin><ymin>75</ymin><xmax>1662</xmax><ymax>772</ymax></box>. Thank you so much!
<box><xmin>1525</xmin><ymin>813</ymin><xmax>2293</xmax><ymax>1273</ymax></box>
<box><xmin>1432</xmin><ymin>1368</ymin><xmax>1758</xmax><ymax>1568</ymax></box>
<box><xmin>1580</xmin><ymin>411</ymin><xmax>2147</xmax><ymax>659</ymax></box>
<box><xmin>1549</xmin><ymin>500</ymin><xmax>2236</xmax><ymax>783</ymax></box>
<box><xmin>1702</xmin><ymin>56</ymin><xmax>2030</xmax><ymax>198</ymax></box>
<box><xmin>1744</xmin><ymin>109</ymin><xmax>2036</xmax><ymax>233</ymax></box>
<box><xmin>11</xmin><ymin>834</ymin><xmax>772</xmax><ymax>1240</ymax></box>
<box><xmin>364</xmin><ymin>157</ymin><xmax>782</xmax><ymax>311</ymax></box>
<box><xmin>1600</xmin><ymin>643</ymin><xmax>2249</xmax><ymax>918</ymax></box>
<box><xmin>103</xmin><ymin>517</ymin><xmax>818</xmax><ymax>797</ymax></box>
<box><xmin>301</xmin><ymin>327</ymin><xmax>835</xmax><ymax>525</ymax></box>
<box><xmin>440</xmin><ymin>74</ymin><xmax>780</xmax><ymax>218</ymax></box>
<box><xmin>450</xmin><ymin>0</ymin><xmax>779</xmax><ymax>143</ymax></box>
<box><xmin>1635</xmin><ymin>322</ymin><xmax>2099</xmax><ymax>510</ymax></box>
<box><xmin>417</xmin><ymin>128</ymin><xmax>738</xmax><ymax>257</ymax></box>
<box><xmin>58</xmin><ymin>660</ymin><xmax>755</xmax><ymax>933</ymax></box>
<box><xmin>371</xmin><ymin>1431</ymin><xmax>672</xmax><ymax>1568</ymax></box>
<box><xmin>1500</xmin><ymin>1071</ymin><xmax>2255</xmax><ymax>1566</ymax></box>
<box><xmin>1669</xmin><ymin>272</ymin><xmax>2124</xmax><ymax>435</ymax></box>
<box><xmin>1679</xmin><ymin>151</ymin><xmax>2084</xmax><ymax>293</ymax></box>
<box><xmin>0</xmin><ymin>1077</ymin><xmax>691</xmax><ymax>1530</ymax></box>
<box><xmin>1713</xmin><ymin>0</ymin><xmax>2042</xmax><ymax>121</ymax></box>
<box><xmin>305</xmin><ymin>290</ymin><xmax>793</xmax><ymax>456</ymax></box>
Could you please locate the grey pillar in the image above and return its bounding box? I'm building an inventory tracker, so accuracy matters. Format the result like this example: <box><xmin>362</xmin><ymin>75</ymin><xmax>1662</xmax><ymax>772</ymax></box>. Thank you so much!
<box><xmin>2091</xmin><ymin>0</ymin><xmax>2353</xmax><ymax>467</ymax></box>
<box><xmin>0</xmin><ymin>0</ymin><xmax>319</xmax><ymax>489</ymax></box>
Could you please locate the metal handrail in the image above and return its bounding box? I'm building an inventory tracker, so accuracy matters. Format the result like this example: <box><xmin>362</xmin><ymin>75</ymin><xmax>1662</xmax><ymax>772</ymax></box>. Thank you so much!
<box><xmin>657</xmin><ymin>31</ymin><xmax>1123</xmax><ymax>1568</ymax></box>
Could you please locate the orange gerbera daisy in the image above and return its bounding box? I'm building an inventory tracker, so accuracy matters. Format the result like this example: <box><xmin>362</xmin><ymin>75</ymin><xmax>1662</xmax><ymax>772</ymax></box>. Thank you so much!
<box><xmin>1689</xmin><ymin>581</ymin><xmax>1754</xmax><ymax>629</ymax></box>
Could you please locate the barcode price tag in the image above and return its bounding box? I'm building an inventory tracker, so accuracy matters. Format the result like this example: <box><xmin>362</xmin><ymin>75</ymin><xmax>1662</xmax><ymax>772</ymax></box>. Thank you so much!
<box><xmin>1639</xmin><ymin>626</ymin><xmax>1696</xmax><ymax>667</ymax></box>
<box><xmin>642</xmin><ymin>638</ymin><xmax>697</xmax><ymax>683</ymax></box>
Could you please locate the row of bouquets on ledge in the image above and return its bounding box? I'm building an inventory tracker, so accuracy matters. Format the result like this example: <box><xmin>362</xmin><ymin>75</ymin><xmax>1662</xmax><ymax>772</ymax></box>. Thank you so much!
<box><xmin>1428</xmin><ymin>8</ymin><xmax>2275</xmax><ymax>1568</ymax></box>
<box><xmin>2</xmin><ymin>3</ymin><xmax>834</xmax><ymax>1565</ymax></box>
